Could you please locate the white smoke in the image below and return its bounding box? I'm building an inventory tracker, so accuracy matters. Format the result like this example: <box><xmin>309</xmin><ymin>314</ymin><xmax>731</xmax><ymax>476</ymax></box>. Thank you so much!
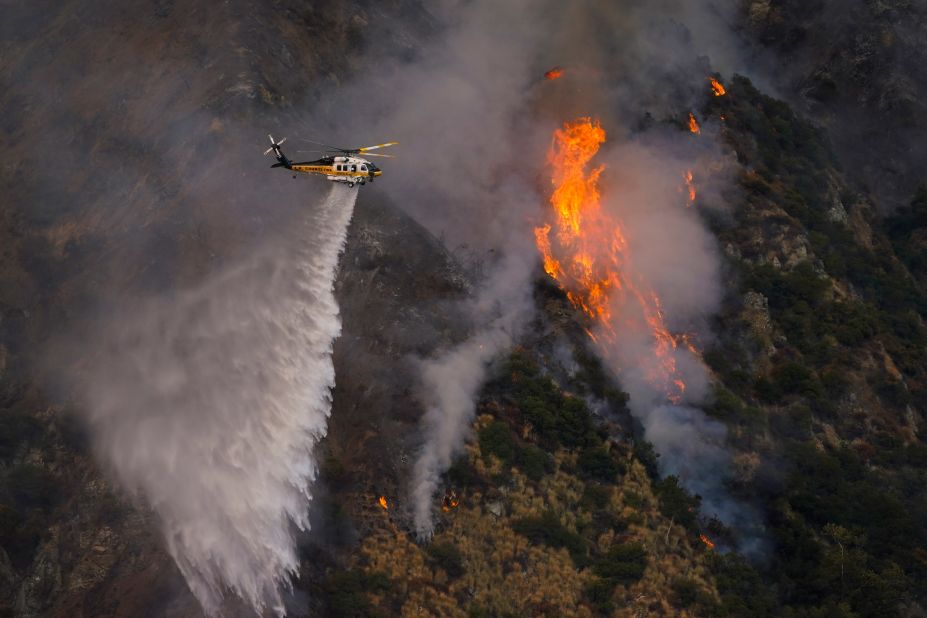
<box><xmin>81</xmin><ymin>184</ymin><xmax>357</xmax><ymax>615</ymax></box>
<box><xmin>411</xmin><ymin>250</ymin><xmax>535</xmax><ymax>538</ymax></box>
<box><xmin>594</xmin><ymin>135</ymin><xmax>763</xmax><ymax>542</ymax></box>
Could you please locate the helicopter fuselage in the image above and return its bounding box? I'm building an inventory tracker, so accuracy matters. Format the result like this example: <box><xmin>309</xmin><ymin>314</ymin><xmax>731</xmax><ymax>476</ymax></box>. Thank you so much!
<box><xmin>289</xmin><ymin>155</ymin><xmax>381</xmax><ymax>186</ymax></box>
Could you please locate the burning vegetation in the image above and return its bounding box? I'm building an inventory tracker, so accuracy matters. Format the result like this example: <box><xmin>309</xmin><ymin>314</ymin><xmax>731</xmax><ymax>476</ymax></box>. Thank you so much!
<box><xmin>688</xmin><ymin>112</ymin><xmax>701</xmax><ymax>135</ymax></box>
<box><xmin>378</xmin><ymin>495</ymin><xmax>389</xmax><ymax>510</ymax></box>
<box><xmin>698</xmin><ymin>534</ymin><xmax>715</xmax><ymax>551</ymax></box>
<box><xmin>708</xmin><ymin>77</ymin><xmax>726</xmax><ymax>97</ymax></box>
<box><xmin>533</xmin><ymin>118</ymin><xmax>689</xmax><ymax>402</ymax></box>
<box><xmin>684</xmin><ymin>170</ymin><xmax>696</xmax><ymax>205</ymax></box>
<box><xmin>544</xmin><ymin>66</ymin><xmax>565</xmax><ymax>80</ymax></box>
<box><xmin>441</xmin><ymin>488</ymin><xmax>460</xmax><ymax>512</ymax></box>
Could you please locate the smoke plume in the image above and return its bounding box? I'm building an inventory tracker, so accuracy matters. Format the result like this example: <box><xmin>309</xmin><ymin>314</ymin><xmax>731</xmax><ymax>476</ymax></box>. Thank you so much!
<box><xmin>80</xmin><ymin>185</ymin><xmax>357</xmax><ymax>615</ymax></box>
<box><xmin>343</xmin><ymin>1</ymin><xmax>760</xmax><ymax>543</ymax></box>
<box><xmin>411</xmin><ymin>250</ymin><xmax>535</xmax><ymax>538</ymax></box>
<box><xmin>598</xmin><ymin>136</ymin><xmax>759</xmax><ymax>535</ymax></box>
<box><xmin>315</xmin><ymin>0</ymin><xmax>759</xmax><ymax>541</ymax></box>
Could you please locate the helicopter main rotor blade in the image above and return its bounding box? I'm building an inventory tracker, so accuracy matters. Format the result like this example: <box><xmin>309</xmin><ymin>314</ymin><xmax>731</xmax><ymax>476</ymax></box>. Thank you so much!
<box><xmin>357</xmin><ymin>141</ymin><xmax>398</xmax><ymax>153</ymax></box>
<box><xmin>299</xmin><ymin>138</ymin><xmax>347</xmax><ymax>151</ymax></box>
<box><xmin>360</xmin><ymin>152</ymin><xmax>395</xmax><ymax>158</ymax></box>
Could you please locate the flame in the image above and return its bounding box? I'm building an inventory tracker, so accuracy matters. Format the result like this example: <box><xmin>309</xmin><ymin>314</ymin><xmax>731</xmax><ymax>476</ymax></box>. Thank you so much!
<box><xmin>534</xmin><ymin>118</ymin><xmax>687</xmax><ymax>402</ymax></box>
<box><xmin>378</xmin><ymin>496</ymin><xmax>389</xmax><ymax>510</ymax></box>
<box><xmin>441</xmin><ymin>489</ymin><xmax>460</xmax><ymax>512</ymax></box>
<box><xmin>709</xmin><ymin>77</ymin><xmax>726</xmax><ymax>97</ymax></box>
<box><xmin>544</xmin><ymin>66</ymin><xmax>565</xmax><ymax>80</ymax></box>
<box><xmin>684</xmin><ymin>170</ymin><xmax>696</xmax><ymax>204</ymax></box>
<box><xmin>688</xmin><ymin>113</ymin><xmax>700</xmax><ymax>135</ymax></box>
<box><xmin>699</xmin><ymin>534</ymin><xmax>716</xmax><ymax>550</ymax></box>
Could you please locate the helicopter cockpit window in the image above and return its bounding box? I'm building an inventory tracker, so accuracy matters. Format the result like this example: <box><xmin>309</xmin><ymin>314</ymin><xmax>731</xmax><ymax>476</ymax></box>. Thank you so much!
<box><xmin>351</xmin><ymin>164</ymin><xmax>357</xmax><ymax>172</ymax></box>
<box><xmin>360</xmin><ymin>165</ymin><xmax>367</xmax><ymax>172</ymax></box>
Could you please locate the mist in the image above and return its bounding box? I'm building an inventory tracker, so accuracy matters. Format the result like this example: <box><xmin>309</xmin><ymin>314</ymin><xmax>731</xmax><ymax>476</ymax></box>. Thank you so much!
<box><xmin>80</xmin><ymin>185</ymin><xmax>357</xmax><ymax>615</ymax></box>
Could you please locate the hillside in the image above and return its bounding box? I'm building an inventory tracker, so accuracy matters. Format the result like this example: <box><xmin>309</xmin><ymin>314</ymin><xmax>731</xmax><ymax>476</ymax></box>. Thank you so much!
<box><xmin>0</xmin><ymin>1</ymin><xmax>925</xmax><ymax>617</ymax></box>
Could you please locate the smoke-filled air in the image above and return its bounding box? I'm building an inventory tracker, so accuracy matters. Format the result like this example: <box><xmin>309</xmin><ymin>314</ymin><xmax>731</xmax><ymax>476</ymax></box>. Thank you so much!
<box><xmin>81</xmin><ymin>185</ymin><xmax>357</xmax><ymax>615</ymax></box>
<box><xmin>6</xmin><ymin>0</ymin><xmax>923</xmax><ymax>615</ymax></box>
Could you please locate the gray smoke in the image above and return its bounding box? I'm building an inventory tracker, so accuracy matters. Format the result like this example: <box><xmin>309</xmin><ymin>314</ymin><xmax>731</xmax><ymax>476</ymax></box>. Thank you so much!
<box><xmin>81</xmin><ymin>184</ymin><xmax>357</xmax><ymax>615</ymax></box>
<box><xmin>317</xmin><ymin>0</ymin><xmax>555</xmax><ymax>534</ymax></box>
<box><xmin>312</xmin><ymin>0</ymin><xmax>760</xmax><ymax>540</ymax></box>
<box><xmin>591</xmin><ymin>131</ymin><xmax>763</xmax><ymax>543</ymax></box>
<box><xmin>411</xmin><ymin>250</ymin><xmax>535</xmax><ymax>538</ymax></box>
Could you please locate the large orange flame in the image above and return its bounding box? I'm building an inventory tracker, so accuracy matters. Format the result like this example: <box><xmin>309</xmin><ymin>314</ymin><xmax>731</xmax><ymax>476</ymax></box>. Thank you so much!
<box><xmin>709</xmin><ymin>77</ymin><xmax>726</xmax><ymax>97</ymax></box>
<box><xmin>534</xmin><ymin>118</ymin><xmax>687</xmax><ymax>402</ymax></box>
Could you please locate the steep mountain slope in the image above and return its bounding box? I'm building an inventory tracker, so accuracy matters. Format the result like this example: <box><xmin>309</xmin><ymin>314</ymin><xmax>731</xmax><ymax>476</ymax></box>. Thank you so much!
<box><xmin>0</xmin><ymin>2</ymin><xmax>925</xmax><ymax>617</ymax></box>
<box><xmin>740</xmin><ymin>0</ymin><xmax>927</xmax><ymax>210</ymax></box>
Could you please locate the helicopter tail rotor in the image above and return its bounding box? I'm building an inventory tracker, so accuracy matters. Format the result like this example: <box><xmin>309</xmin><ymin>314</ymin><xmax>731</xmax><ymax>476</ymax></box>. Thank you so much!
<box><xmin>263</xmin><ymin>134</ymin><xmax>287</xmax><ymax>156</ymax></box>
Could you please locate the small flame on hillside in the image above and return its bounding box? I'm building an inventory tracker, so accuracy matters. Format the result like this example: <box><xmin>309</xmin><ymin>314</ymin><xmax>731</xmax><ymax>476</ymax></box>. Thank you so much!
<box><xmin>709</xmin><ymin>77</ymin><xmax>726</xmax><ymax>97</ymax></box>
<box><xmin>544</xmin><ymin>66</ymin><xmax>565</xmax><ymax>80</ymax></box>
<box><xmin>441</xmin><ymin>489</ymin><xmax>460</xmax><ymax>512</ymax></box>
<box><xmin>378</xmin><ymin>495</ymin><xmax>389</xmax><ymax>510</ymax></box>
<box><xmin>684</xmin><ymin>170</ymin><xmax>696</xmax><ymax>204</ymax></box>
<box><xmin>533</xmin><ymin>118</ymin><xmax>688</xmax><ymax>402</ymax></box>
<box><xmin>688</xmin><ymin>113</ymin><xmax>700</xmax><ymax>135</ymax></box>
<box><xmin>699</xmin><ymin>534</ymin><xmax>716</xmax><ymax>550</ymax></box>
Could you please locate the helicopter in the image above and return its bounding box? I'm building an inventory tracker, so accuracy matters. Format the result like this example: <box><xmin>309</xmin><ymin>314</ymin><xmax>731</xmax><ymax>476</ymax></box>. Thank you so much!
<box><xmin>263</xmin><ymin>135</ymin><xmax>397</xmax><ymax>187</ymax></box>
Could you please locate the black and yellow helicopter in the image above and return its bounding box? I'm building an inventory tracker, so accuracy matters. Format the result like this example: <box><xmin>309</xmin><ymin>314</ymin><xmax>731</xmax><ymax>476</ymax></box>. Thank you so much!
<box><xmin>264</xmin><ymin>135</ymin><xmax>397</xmax><ymax>187</ymax></box>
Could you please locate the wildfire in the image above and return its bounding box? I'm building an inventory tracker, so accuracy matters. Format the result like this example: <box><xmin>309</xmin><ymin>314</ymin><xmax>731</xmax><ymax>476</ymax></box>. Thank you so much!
<box><xmin>378</xmin><ymin>495</ymin><xmax>389</xmax><ymax>510</ymax></box>
<box><xmin>687</xmin><ymin>113</ymin><xmax>700</xmax><ymax>135</ymax></box>
<box><xmin>709</xmin><ymin>77</ymin><xmax>726</xmax><ymax>97</ymax></box>
<box><xmin>534</xmin><ymin>118</ymin><xmax>687</xmax><ymax>402</ymax></box>
<box><xmin>441</xmin><ymin>489</ymin><xmax>460</xmax><ymax>512</ymax></box>
<box><xmin>699</xmin><ymin>534</ymin><xmax>716</xmax><ymax>550</ymax></box>
<box><xmin>544</xmin><ymin>66</ymin><xmax>565</xmax><ymax>80</ymax></box>
<box><xmin>684</xmin><ymin>170</ymin><xmax>696</xmax><ymax>204</ymax></box>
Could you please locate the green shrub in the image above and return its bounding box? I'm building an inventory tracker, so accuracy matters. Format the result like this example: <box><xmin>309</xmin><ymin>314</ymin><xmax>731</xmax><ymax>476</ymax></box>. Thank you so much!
<box><xmin>772</xmin><ymin>361</ymin><xmax>822</xmax><ymax>398</ymax></box>
<box><xmin>671</xmin><ymin>577</ymin><xmax>701</xmax><ymax>608</ymax></box>
<box><xmin>497</xmin><ymin>353</ymin><xmax>598</xmax><ymax>449</ymax></box>
<box><xmin>583</xmin><ymin>578</ymin><xmax>615</xmax><ymax>613</ymax></box>
<box><xmin>323</xmin><ymin>570</ymin><xmax>389</xmax><ymax>618</ymax></box>
<box><xmin>478</xmin><ymin>420</ymin><xmax>516</xmax><ymax>464</ymax></box>
<box><xmin>426</xmin><ymin>541</ymin><xmax>464</xmax><ymax>578</ymax></box>
<box><xmin>580</xmin><ymin>483</ymin><xmax>611</xmax><ymax>511</ymax></box>
<box><xmin>512</xmin><ymin>509</ymin><xmax>586</xmax><ymax>564</ymax></box>
<box><xmin>517</xmin><ymin>445</ymin><xmax>552</xmax><ymax>482</ymax></box>
<box><xmin>709</xmin><ymin>553</ymin><xmax>777</xmax><ymax>617</ymax></box>
<box><xmin>447</xmin><ymin>457</ymin><xmax>480</xmax><ymax>488</ymax></box>
<box><xmin>577</xmin><ymin>447</ymin><xmax>620</xmax><ymax>482</ymax></box>
<box><xmin>592</xmin><ymin>543</ymin><xmax>647</xmax><ymax>584</ymax></box>
<box><xmin>654</xmin><ymin>476</ymin><xmax>700</xmax><ymax>528</ymax></box>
